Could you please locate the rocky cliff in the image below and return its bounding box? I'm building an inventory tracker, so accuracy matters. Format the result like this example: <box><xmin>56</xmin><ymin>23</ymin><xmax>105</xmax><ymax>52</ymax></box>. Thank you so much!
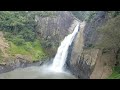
<box><xmin>35</xmin><ymin>11</ymin><xmax>76</xmax><ymax>57</ymax></box>
<box><xmin>0</xmin><ymin>11</ymin><xmax>80</xmax><ymax>74</ymax></box>
<box><xmin>0</xmin><ymin>11</ymin><xmax>116</xmax><ymax>78</ymax></box>
<box><xmin>84</xmin><ymin>11</ymin><xmax>108</xmax><ymax>47</ymax></box>
<box><xmin>35</xmin><ymin>11</ymin><xmax>115</xmax><ymax>79</ymax></box>
<box><xmin>66</xmin><ymin>11</ymin><xmax>115</xmax><ymax>79</ymax></box>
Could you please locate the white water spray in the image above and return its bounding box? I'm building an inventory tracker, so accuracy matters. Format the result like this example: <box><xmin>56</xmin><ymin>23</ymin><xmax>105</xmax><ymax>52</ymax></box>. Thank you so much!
<box><xmin>50</xmin><ymin>23</ymin><xmax>80</xmax><ymax>72</ymax></box>
<box><xmin>0</xmin><ymin>22</ymin><xmax>86</xmax><ymax>79</ymax></box>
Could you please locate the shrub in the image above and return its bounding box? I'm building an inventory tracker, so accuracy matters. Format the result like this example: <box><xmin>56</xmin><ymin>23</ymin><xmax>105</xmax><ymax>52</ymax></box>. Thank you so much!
<box><xmin>12</xmin><ymin>37</ymin><xmax>25</xmax><ymax>46</ymax></box>
<box><xmin>19</xmin><ymin>28</ymin><xmax>36</xmax><ymax>42</ymax></box>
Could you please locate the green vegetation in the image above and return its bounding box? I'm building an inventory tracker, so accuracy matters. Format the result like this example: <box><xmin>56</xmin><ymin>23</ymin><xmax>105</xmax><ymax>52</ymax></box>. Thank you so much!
<box><xmin>0</xmin><ymin>11</ymin><xmax>53</xmax><ymax>62</ymax></box>
<box><xmin>28</xmin><ymin>11</ymin><xmax>57</xmax><ymax>18</ymax></box>
<box><xmin>86</xmin><ymin>11</ymin><xmax>97</xmax><ymax>22</ymax></box>
<box><xmin>8</xmin><ymin>40</ymin><xmax>47</xmax><ymax>61</ymax></box>
<box><xmin>107</xmin><ymin>11</ymin><xmax>120</xmax><ymax>18</ymax></box>
<box><xmin>108</xmin><ymin>66</ymin><xmax>120</xmax><ymax>79</ymax></box>
<box><xmin>0</xmin><ymin>11</ymin><xmax>36</xmax><ymax>41</ymax></box>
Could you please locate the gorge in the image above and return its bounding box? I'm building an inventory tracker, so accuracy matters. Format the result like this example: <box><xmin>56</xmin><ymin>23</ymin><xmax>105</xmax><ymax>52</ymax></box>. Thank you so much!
<box><xmin>0</xmin><ymin>11</ymin><xmax>120</xmax><ymax>79</ymax></box>
<box><xmin>0</xmin><ymin>21</ymin><xmax>81</xmax><ymax>79</ymax></box>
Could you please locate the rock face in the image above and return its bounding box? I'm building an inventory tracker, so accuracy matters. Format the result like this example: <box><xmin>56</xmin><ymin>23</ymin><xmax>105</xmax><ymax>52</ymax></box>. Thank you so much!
<box><xmin>36</xmin><ymin>11</ymin><xmax>74</xmax><ymax>41</ymax></box>
<box><xmin>90</xmin><ymin>50</ymin><xmax>115</xmax><ymax>79</ymax></box>
<box><xmin>35</xmin><ymin>11</ymin><xmax>114</xmax><ymax>79</ymax></box>
<box><xmin>0</xmin><ymin>12</ymin><xmax>79</xmax><ymax>74</ymax></box>
<box><xmin>35</xmin><ymin>11</ymin><xmax>76</xmax><ymax>56</ymax></box>
<box><xmin>84</xmin><ymin>11</ymin><xmax>108</xmax><ymax>47</ymax></box>
<box><xmin>66</xmin><ymin>21</ymin><xmax>91</xmax><ymax>79</ymax></box>
<box><xmin>0</xmin><ymin>31</ymin><xmax>9</xmax><ymax>59</ymax></box>
<box><xmin>0</xmin><ymin>11</ymin><xmax>115</xmax><ymax>79</ymax></box>
<box><xmin>66</xmin><ymin>11</ymin><xmax>115</xmax><ymax>79</ymax></box>
<box><xmin>0</xmin><ymin>59</ymin><xmax>45</xmax><ymax>74</ymax></box>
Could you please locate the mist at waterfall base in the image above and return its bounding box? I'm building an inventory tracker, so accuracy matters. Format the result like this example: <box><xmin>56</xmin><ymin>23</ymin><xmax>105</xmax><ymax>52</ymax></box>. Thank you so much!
<box><xmin>49</xmin><ymin>23</ymin><xmax>79</xmax><ymax>72</ymax></box>
<box><xmin>0</xmin><ymin>23</ymin><xmax>80</xmax><ymax>79</ymax></box>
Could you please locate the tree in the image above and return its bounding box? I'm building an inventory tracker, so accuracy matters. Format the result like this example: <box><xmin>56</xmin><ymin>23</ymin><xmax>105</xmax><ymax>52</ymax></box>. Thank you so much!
<box><xmin>19</xmin><ymin>28</ymin><xmax>36</xmax><ymax>42</ymax></box>
<box><xmin>0</xmin><ymin>11</ymin><xmax>37</xmax><ymax>41</ymax></box>
<box><xmin>107</xmin><ymin>11</ymin><xmax>120</xmax><ymax>18</ymax></box>
<box><xmin>0</xmin><ymin>11</ymin><xmax>28</xmax><ymax>32</ymax></box>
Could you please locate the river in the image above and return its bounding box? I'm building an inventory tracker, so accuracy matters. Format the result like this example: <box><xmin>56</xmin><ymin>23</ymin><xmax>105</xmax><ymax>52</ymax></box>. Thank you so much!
<box><xmin>0</xmin><ymin>66</ymin><xmax>76</xmax><ymax>79</ymax></box>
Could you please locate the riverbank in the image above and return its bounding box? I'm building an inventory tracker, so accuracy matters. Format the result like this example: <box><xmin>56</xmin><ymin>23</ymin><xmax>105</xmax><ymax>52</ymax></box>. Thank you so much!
<box><xmin>0</xmin><ymin>58</ymin><xmax>53</xmax><ymax>74</ymax></box>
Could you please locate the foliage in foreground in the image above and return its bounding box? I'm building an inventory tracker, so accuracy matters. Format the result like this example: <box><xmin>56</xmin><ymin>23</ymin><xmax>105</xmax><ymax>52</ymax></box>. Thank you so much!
<box><xmin>8</xmin><ymin>40</ymin><xmax>47</xmax><ymax>61</ymax></box>
<box><xmin>0</xmin><ymin>11</ymin><xmax>55</xmax><ymax>61</ymax></box>
<box><xmin>108</xmin><ymin>66</ymin><xmax>120</xmax><ymax>79</ymax></box>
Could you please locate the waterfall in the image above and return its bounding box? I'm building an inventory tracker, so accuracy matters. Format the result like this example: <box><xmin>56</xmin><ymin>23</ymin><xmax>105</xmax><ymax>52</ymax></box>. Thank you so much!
<box><xmin>50</xmin><ymin>23</ymin><xmax>80</xmax><ymax>72</ymax></box>
<box><xmin>0</xmin><ymin>22</ymin><xmax>83</xmax><ymax>79</ymax></box>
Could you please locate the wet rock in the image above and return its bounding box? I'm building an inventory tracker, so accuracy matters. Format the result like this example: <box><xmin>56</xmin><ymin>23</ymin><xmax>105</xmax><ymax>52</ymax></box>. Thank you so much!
<box><xmin>0</xmin><ymin>58</ymin><xmax>49</xmax><ymax>74</ymax></box>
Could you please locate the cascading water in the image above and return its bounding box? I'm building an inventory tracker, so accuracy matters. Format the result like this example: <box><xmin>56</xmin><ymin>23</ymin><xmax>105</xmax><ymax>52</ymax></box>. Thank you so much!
<box><xmin>0</xmin><ymin>22</ymin><xmax>82</xmax><ymax>79</ymax></box>
<box><xmin>50</xmin><ymin>23</ymin><xmax>80</xmax><ymax>72</ymax></box>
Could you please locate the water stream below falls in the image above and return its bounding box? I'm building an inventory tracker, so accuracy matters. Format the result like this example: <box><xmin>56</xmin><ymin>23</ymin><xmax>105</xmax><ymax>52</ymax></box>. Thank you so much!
<box><xmin>0</xmin><ymin>22</ymin><xmax>81</xmax><ymax>79</ymax></box>
<box><xmin>0</xmin><ymin>66</ymin><xmax>76</xmax><ymax>79</ymax></box>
